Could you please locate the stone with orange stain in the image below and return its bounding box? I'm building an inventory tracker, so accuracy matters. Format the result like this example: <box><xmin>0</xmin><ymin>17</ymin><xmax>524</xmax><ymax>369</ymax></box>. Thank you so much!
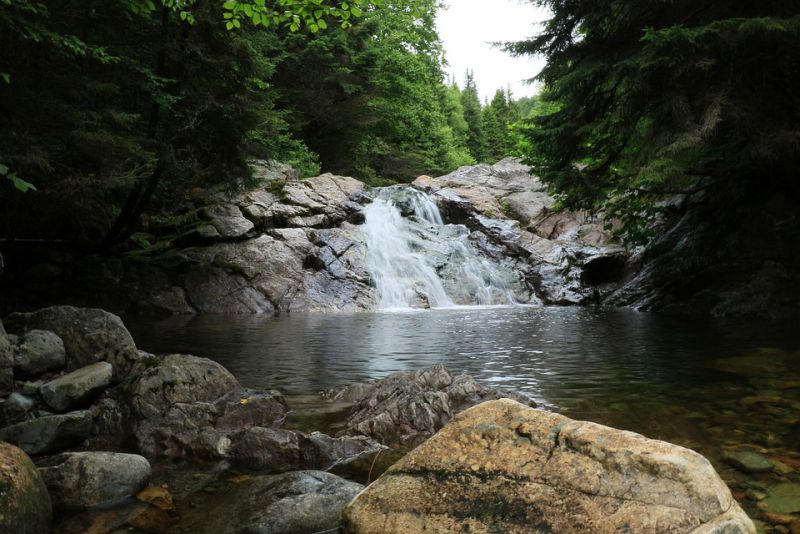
<box><xmin>136</xmin><ymin>485</ymin><xmax>175</xmax><ymax>512</ymax></box>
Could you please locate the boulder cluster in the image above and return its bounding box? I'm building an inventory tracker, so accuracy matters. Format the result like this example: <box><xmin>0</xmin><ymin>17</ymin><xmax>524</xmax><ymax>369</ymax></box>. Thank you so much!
<box><xmin>0</xmin><ymin>306</ymin><xmax>385</xmax><ymax>532</ymax></box>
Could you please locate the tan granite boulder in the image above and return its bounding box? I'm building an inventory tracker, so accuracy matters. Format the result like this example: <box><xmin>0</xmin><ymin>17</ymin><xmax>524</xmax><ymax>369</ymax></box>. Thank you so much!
<box><xmin>343</xmin><ymin>399</ymin><xmax>755</xmax><ymax>534</ymax></box>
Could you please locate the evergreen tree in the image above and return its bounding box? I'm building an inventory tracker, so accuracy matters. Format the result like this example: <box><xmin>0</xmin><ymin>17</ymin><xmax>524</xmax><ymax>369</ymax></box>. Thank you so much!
<box><xmin>509</xmin><ymin>0</ymin><xmax>800</xmax><ymax>242</ymax></box>
<box><xmin>460</xmin><ymin>70</ymin><xmax>487</xmax><ymax>162</ymax></box>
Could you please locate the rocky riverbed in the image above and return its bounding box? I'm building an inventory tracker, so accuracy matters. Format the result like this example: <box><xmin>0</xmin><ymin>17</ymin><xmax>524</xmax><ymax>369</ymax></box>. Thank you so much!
<box><xmin>2</xmin><ymin>305</ymin><xmax>794</xmax><ymax>533</ymax></box>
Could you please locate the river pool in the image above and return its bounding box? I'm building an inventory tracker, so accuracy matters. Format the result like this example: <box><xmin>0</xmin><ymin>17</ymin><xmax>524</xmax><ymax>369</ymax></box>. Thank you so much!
<box><xmin>125</xmin><ymin>306</ymin><xmax>800</xmax><ymax>529</ymax></box>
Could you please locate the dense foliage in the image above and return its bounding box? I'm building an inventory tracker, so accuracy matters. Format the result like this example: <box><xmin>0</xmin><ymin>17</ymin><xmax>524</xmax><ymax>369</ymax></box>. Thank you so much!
<box><xmin>1</xmin><ymin>0</ymin><xmax>523</xmax><ymax>247</ymax></box>
<box><xmin>509</xmin><ymin>0</ymin><xmax>800</xmax><ymax>243</ymax></box>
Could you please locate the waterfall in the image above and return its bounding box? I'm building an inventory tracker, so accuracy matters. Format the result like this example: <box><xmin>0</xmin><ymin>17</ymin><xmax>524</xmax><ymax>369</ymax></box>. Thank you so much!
<box><xmin>362</xmin><ymin>186</ymin><xmax>525</xmax><ymax>309</ymax></box>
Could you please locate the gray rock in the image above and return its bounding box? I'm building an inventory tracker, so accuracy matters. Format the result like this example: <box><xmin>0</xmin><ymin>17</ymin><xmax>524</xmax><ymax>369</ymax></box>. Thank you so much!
<box><xmin>0</xmin><ymin>392</ymin><xmax>35</xmax><ymax>426</ymax></box>
<box><xmin>126</xmin><ymin>354</ymin><xmax>288</xmax><ymax>458</ymax></box>
<box><xmin>0</xmin><ymin>320</ymin><xmax>12</xmax><ymax>397</ymax></box>
<box><xmin>4</xmin><ymin>306</ymin><xmax>138</xmax><ymax>379</ymax></box>
<box><xmin>37</xmin><ymin>451</ymin><xmax>151</xmax><ymax>510</ymax></box>
<box><xmin>202</xmin><ymin>203</ymin><xmax>255</xmax><ymax>239</ymax></box>
<box><xmin>176</xmin><ymin>470</ymin><xmax>364</xmax><ymax>534</ymax></box>
<box><xmin>323</xmin><ymin>364</ymin><xmax>537</xmax><ymax>449</ymax></box>
<box><xmin>228</xmin><ymin>426</ymin><xmax>386</xmax><ymax>472</ymax></box>
<box><xmin>40</xmin><ymin>361</ymin><xmax>113</xmax><ymax>412</ymax></box>
<box><xmin>0</xmin><ymin>410</ymin><xmax>92</xmax><ymax>455</ymax></box>
<box><xmin>13</xmin><ymin>329</ymin><xmax>66</xmax><ymax>378</ymax></box>
<box><xmin>0</xmin><ymin>442</ymin><xmax>52</xmax><ymax>534</ymax></box>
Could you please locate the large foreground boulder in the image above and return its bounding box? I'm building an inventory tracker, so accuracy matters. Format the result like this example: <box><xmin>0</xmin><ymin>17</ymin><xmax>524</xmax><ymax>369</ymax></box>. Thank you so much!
<box><xmin>176</xmin><ymin>470</ymin><xmax>364</xmax><ymax>534</ymax></box>
<box><xmin>0</xmin><ymin>442</ymin><xmax>52</xmax><ymax>534</ymax></box>
<box><xmin>342</xmin><ymin>399</ymin><xmax>755</xmax><ymax>534</ymax></box>
<box><xmin>324</xmin><ymin>364</ymin><xmax>537</xmax><ymax>448</ymax></box>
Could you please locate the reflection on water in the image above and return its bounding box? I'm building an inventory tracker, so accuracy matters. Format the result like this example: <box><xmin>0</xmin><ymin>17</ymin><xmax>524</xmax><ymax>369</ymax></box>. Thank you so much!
<box><xmin>125</xmin><ymin>307</ymin><xmax>800</xmax><ymax>526</ymax></box>
<box><xmin>124</xmin><ymin>306</ymin><xmax>795</xmax><ymax>408</ymax></box>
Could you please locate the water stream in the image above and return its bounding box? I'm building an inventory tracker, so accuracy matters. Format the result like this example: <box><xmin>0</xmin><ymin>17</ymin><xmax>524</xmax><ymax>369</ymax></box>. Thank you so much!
<box><xmin>362</xmin><ymin>186</ymin><xmax>525</xmax><ymax>308</ymax></box>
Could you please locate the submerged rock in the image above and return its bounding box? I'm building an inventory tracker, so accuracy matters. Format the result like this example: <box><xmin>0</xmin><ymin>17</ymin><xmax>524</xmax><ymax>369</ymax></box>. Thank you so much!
<box><xmin>0</xmin><ymin>442</ymin><xmax>52</xmax><ymax>534</ymax></box>
<box><xmin>37</xmin><ymin>451</ymin><xmax>151</xmax><ymax>510</ymax></box>
<box><xmin>763</xmin><ymin>482</ymin><xmax>800</xmax><ymax>514</ymax></box>
<box><xmin>176</xmin><ymin>470</ymin><xmax>363</xmax><ymax>534</ymax></box>
<box><xmin>724</xmin><ymin>450</ymin><xmax>774</xmax><ymax>473</ymax></box>
<box><xmin>324</xmin><ymin>364</ymin><xmax>537</xmax><ymax>448</ymax></box>
<box><xmin>342</xmin><ymin>399</ymin><xmax>755</xmax><ymax>534</ymax></box>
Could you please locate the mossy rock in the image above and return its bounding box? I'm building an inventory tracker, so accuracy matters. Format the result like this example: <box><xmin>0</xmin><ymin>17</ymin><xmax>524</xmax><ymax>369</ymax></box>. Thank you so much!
<box><xmin>0</xmin><ymin>441</ymin><xmax>52</xmax><ymax>533</ymax></box>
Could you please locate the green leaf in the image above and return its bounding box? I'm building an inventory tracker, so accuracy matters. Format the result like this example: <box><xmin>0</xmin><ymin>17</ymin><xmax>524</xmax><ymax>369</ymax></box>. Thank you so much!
<box><xmin>11</xmin><ymin>175</ymin><xmax>36</xmax><ymax>192</ymax></box>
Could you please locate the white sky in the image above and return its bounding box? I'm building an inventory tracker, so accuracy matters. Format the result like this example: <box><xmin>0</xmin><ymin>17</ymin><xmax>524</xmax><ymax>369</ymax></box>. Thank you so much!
<box><xmin>436</xmin><ymin>0</ymin><xmax>550</xmax><ymax>102</ymax></box>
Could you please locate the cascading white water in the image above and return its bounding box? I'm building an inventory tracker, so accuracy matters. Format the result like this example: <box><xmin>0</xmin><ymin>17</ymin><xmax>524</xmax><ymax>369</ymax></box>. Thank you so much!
<box><xmin>362</xmin><ymin>192</ymin><xmax>454</xmax><ymax>309</ymax></box>
<box><xmin>362</xmin><ymin>186</ymin><xmax>525</xmax><ymax>309</ymax></box>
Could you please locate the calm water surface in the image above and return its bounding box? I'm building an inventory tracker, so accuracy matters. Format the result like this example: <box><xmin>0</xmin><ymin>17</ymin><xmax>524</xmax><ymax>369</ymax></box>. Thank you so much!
<box><xmin>125</xmin><ymin>307</ymin><xmax>800</xmax><ymax>525</ymax></box>
<box><xmin>125</xmin><ymin>306</ymin><xmax>799</xmax><ymax>455</ymax></box>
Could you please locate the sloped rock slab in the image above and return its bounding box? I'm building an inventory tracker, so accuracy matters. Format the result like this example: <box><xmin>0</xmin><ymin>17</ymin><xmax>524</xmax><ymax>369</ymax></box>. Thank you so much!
<box><xmin>342</xmin><ymin>399</ymin><xmax>756</xmax><ymax>534</ymax></box>
<box><xmin>228</xmin><ymin>427</ymin><xmax>386</xmax><ymax>472</ymax></box>
<box><xmin>0</xmin><ymin>410</ymin><xmax>92</xmax><ymax>456</ymax></box>
<box><xmin>40</xmin><ymin>361</ymin><xmax>113</xmax><ymax>412</ymax></box>
<box><xmin>323</xmin><ymin>364</ymin><xmax>537</xmax><ymax>449</ymax></box>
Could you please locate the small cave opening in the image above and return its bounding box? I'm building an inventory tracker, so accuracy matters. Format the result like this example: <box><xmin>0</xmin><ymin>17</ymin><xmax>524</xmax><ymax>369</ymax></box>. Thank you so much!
<box><xmin>581</xmin><ymin>254</ymin><xmax>627</xmax><ymax>286</ymax></box>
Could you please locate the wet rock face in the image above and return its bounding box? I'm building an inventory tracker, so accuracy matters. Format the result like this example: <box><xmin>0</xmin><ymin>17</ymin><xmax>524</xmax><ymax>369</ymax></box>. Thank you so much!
<box><xmin>228</xmin><ymin>427</ymin><xmax>386</xmax><ymax>473</ymax></box>
<box><xmin>342</xmin><ymin>399</ymin><xmax>756</xmax><ymax>534</ymax></box>
<box><xmin>0</xmin><ymin>442</ymin><xmax>52</xmax><ymax>534</ymax></box>
<box><xmin>37</xmin><ymin>451</ymin><xmax>151</xmax><ymax>511</ymax></box>
<box><xmin>413</xmin><ymin>159</ymin><xmax>628</xmax><ymax>305</ymax></box>
<box><xmin>176</xmin><ymin>470</ymin><xmax>364</xmax><ymax>534</ymax></box>
<box><xmin>605</xmin><ymin>189</ymin><xmax>800</xmax><ymax>319</ymax></box>
<box><xmin>324</xmin><ymin>364</ymin><xmax>537</xmax><ymax>449</ymax></box>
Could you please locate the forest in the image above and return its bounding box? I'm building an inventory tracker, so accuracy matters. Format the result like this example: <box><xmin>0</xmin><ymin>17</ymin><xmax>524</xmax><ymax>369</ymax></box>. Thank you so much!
<box><xmin>0</xmin><ymin>0</ymin><xmax>535</xmax><ymax>249</ymax></box>
<box><xmin>0</xmin><ymin>1</ymin><xmax>799</xmax><ymax>533</ymax></box>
